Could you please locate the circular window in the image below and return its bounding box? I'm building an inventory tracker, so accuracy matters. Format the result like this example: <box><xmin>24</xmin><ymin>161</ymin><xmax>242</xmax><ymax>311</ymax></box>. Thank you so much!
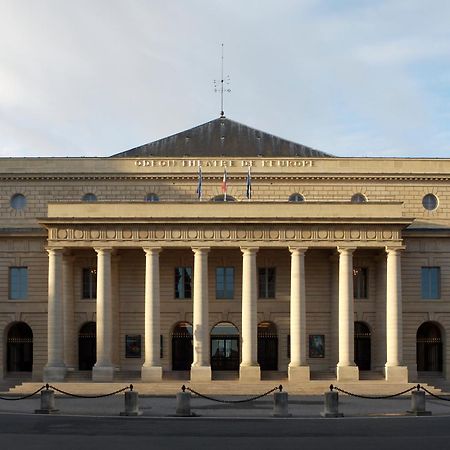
<box><xmin>212</xmin><ymin>195</ymin><xmax>236</xmax><ymax>202</ymax></box>
<box><xmin>422</xmin><ymin>193</ymin><xmax>438</xmax><ymax>211</ymax></box>
<box><xmin>82</xmin><ymin>193</ymin><xmax>97</xmax><ymax>202</ymax></box>
<box><xmin>351</xmin><ymin>193</ymin><xmax>367</xmax><ymax>203</ymax></box>
<box><xmin>289</xmin><ymin>193</ymin><xmax>305</xmax><ymax>202</ymax></box>
<box><xmin>145</xmin><ymin>193</ymin><xmax>159</xmax><ymax>202</ymax></box>
<box><xmin>10</xmin><ymin>193</ymin><xmax>27</xmax><ymax>210</ymax></box>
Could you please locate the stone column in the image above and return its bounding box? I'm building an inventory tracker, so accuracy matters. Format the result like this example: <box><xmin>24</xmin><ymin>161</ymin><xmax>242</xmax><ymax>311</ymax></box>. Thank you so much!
<box><xmin>385</xmin><ymin>246</ymin><xmax>408</xmax><ymax>382</ymax></box>
<box><xmin>329</xmin><ymin>253</ymin><xmax>339</xmax><ymax>370</ymax></box>
<box><xmin>63</xmin><ymin>254</ymin><xmax>75</xmax><ymax>370</ymax></box>
<box><xmin>240</xmin><ymin>247</ymin><xmax>260</xmax><ymax>381</ymax></box>
<box><xmin>375</xmin><ymin>253</ymin><xmax>387</xmax><ymax>370</ymax></box>
<box><xmin>92</xmin><ymin>247</ymin><xmax>114</xmax><ymax>381</ymax></box>
<box><xmin>141</xmin><ymin>247</ymin><xmax>163</xmax><ymax>381</ymax></box>
<box><xmin>44</xmin><ymin>248</ymin><xmax>67</xmax><ymax>381</ymax></box>
<box><xmin>288</xmin><ymin>247</ymin><xmax>310</xmax><ymax>381</ymax></box>
<box><xmin>337</xmin><ymin>247</ymin><xmax>359</xmax><ymax>381</ymax></box>
<box><xmin>191</xmin><ymin>247</ymin><xmax>211</xmax><ymax>381</ymax></box>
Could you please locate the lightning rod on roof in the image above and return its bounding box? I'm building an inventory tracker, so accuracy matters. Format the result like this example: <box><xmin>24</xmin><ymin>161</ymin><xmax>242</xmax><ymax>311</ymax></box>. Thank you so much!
<box><xmin>214</xmin><ymin>43</ymin><xmax>231</xmax><ymax>118</ymax></box>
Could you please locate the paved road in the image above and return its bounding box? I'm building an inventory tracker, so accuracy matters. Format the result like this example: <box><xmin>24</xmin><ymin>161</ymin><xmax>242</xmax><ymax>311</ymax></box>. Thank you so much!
<box><xmin>0</xmin><ymin>413</ymin><xmax>449</xmax><ymax>450</ymax></box>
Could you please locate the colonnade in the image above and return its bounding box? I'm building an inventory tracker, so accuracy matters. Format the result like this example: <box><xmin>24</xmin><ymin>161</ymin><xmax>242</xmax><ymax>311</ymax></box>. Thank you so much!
<box><xmin>43</xmin><ymin>245</ymin><xmax>408</xmax><ymax>383</ymax></box>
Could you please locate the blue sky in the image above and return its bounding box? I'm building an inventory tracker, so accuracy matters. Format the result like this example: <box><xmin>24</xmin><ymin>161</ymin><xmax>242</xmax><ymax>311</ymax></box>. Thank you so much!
<box><xmin>1</xmin><ymin>0</ymin><xmax>450</xmax><ymax>157</ymax></box>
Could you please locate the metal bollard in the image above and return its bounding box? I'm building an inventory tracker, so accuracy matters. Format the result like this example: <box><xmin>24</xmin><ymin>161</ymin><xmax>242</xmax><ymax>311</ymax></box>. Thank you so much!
<box><xmin>120</xmin><ymin>387</ymin><xmax>142</xmax><ymax>416</ymax></box>
<box><xmin>321</xmin><ymin>386</ymin><xmax>343</xmax><ymax>418</ymax></box>
<box><xmin>176</xmin><ymin>386</ymin><xmax>194</xmax><ymax>417</ymax></box>
<box><xmin>273</xmin><ymin>388</ymin><xmax>291</xmax><ymax>417</ymax></box>
<box><xmin>408</xmin><ymin>387</ymin><xmax>431</xmax><ymax>416</ymax></box>
<box><xmin>35</xmin><ymin>386</ymin><xmax>59</xmax><ymax>414</ymax></box>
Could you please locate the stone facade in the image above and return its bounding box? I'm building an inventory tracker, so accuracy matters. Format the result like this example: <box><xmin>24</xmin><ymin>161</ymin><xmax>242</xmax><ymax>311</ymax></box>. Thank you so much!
<box><xmin>1</xmin><ymin>154</ymin><xmax>450</xmax><ymax>383</ymax></box>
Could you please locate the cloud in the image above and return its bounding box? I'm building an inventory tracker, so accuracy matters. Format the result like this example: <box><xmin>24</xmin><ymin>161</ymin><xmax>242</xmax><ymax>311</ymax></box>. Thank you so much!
<box><xmin>0</xmin><ymin>0</ymin><xmax>449</xmax><ymax>157</ymax></box>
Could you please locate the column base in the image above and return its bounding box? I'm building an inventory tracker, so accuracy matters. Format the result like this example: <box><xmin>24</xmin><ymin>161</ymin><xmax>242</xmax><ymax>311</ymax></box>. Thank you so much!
<box><xmin>92</xmin><ymin>365</ymin><xmax>115</xmax><ymax>382</ymax></box>
<box><xmin>190</xmin><ymin>365</ymin><xmax>211</xmax><ymax>382</ymax></box>
<box><xmin>288</xmin><ymin>365</ymin><xmax>310</xmax><ymax>382</ymax></box>
<box><xmin>337</xmin><ymin>365</ymin><xmax>359</xmax><ymax>382</ymax></box>
<box><xmin>385</xmin><ymin>365</ymin><xmax>408</xmax><ymax>383</ymax></box>
<box><xmin>239</xmin><ymin>365</ymin><xmax>260</xmax><ymax>382</ymax></box>
<box><xmin>141</xmin><ymin>365</ymin><xmax>163</xmax><ymax>382</ymax></box>
<box><xmin>43</xmin><ymin>365</ymin><xmax>67</xmax><ymax>382</ymax></box>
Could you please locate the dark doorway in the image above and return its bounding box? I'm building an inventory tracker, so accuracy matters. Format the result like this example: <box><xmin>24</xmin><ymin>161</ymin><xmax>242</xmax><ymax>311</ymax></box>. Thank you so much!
<box><xmin>354</xmin><ymin>322</ymin><xmax>371</xmax><ymax>371</ymax></box>
<box><xmin>172</xmin><ymin>322</ymin><xmax>193</xmax><ymax>370</ymax></box>
<box><xmin>258</xmin><ymin>322</ymin><xmax>278</xmax><ymax>370</ymax></box>
<box><xmin>417</xmin><ymin>322</ymin><xmax>443</xmax><ymax>372</ymax></box>
<box><xmin>78</xmin><ymin>322</ymin><xmax>96</xmax><ymax>370</ymax></box>
<box><xmin>7</xmin><ymin>322</ymin><xmax>33</xmax><ymax>372</ymax></box>
<box><xmin>211</xmin><ymin>322</ymin><xmax>240</xmax><ymax>371</ymax></box>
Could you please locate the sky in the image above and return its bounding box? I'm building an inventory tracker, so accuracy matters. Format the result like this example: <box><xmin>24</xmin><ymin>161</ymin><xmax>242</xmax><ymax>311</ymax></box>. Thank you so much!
<box><xmin>1</xmin><ymin>0</ymin><xmax>450</xmax><ymax>158</ymax></box>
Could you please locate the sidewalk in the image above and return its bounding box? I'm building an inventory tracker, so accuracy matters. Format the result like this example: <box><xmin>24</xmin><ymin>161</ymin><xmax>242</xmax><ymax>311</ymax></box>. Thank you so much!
<box><xmin>1</xmin><ymin>391</ymin><xmax>450</xmax><ymax>418</ymax></box>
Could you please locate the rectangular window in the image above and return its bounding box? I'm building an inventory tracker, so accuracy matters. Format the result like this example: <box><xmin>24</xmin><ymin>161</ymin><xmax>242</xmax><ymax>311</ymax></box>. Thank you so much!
<box><xmin>82</xmin><ymin>268</ymin><xmax>97</xmax><ymax>299</ymax></box>
<box><xmin>216</xmin><ymin>267</ymin><xmax>234</xmax><ymax>299</ymax></box>
<box><xmin>421</xmin><ymin>267</ymin><xmax>440</xmax><ymax>299</ymax></box>
<box><xmin>353</xmin><ymin>267</ymin><xmax>368</xmax><ymax>299</ymax></box>
<box><xmin>175</xmin><ymin>267</ymin><xmax>192</xmax><ymax>299</ymax></box>
<box><xmin>258</xmin><ymin>267</ymin><xmax>276</xmax><ymax>298</ymax></box>
<box><xmin>9</xmin><ymin>267</ymin><xmax>28</xmax><ymax>300</ymax></box>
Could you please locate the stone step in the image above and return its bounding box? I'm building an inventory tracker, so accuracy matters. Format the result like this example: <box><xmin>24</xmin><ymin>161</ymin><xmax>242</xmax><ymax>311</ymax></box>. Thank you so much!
<box><xmin>6</xmin><ymin>380</ymin><xmax>445</xmax><ymax>396</ymax></box>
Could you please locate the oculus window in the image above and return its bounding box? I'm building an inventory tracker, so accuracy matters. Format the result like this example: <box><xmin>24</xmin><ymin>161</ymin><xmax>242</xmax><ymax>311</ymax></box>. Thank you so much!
<box><xmin>288</xmin><ymin>193</ymin><xmax>305</xmax><ymax>202</ymax></box>
<box><xmin>82</xmin><ymin>193</ymin><xmax>97</xmax><ymax>202</ymax></box>
<box><xmin>145</xmin><ymin>193</ymin><xmax>159</xmax><ymax>202</ymax></box>
<box><xmin>351</xmin><ymin>193</ymin><xmax>367</xmax><ymax>203</ymax></box>
<box><xmin>422</xmin><ymin>194</ymin><xmax>438</xmax><ymax>211</ymax></box>
<box><xmin>10</xmin><ymin>193</ymin><xmax>27</xmax><ymax>210</ymax></box>
<box><xmin>9</xmin><ymin>267</ymin><xmax>28</xmax><ymax>300</ymax></box>
<box><xmin>175</xmin><ymin>267</ymin><xmax>192</xmax><ymax>299</ymax></box>
<box><xmin>421</xmin><ymin>267</ymin><xmax>440</xmax><ymax>299</ymax></box>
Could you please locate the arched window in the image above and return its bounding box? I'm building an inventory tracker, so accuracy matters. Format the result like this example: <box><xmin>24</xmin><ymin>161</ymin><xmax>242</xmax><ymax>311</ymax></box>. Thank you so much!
<box><xmin>210</xmin><ymin>322</ymin><xmax>239</xmax><ymax>371</ymax></box>
<box><xmin>288</xmin><ymin>193</ymin><xmax>305</xmax><ymax>202</ymax></box>
<box><xmin>422</xmin><ymin>194</ymin><xmax>438</xmax><ymax>211</ymax></box>
<box><xmin>145</xmin><ymin>193</ymin><xmax>159</xmax><ymax>202</ymax></box>
<box><xmin>212</xmin><ymin>195</ymin><xmax>236</xmax><ymax>202</ymax></box>
<box><xmin>351</xmin><ymin>193</ymin><xmax>367</xmax><ymax>203</ymax></box>
<box><xmin>172</xmin><ymin>322</ymin><xmax>193</xmax><ymax>370</ymax></box>
<box><xmin>10</xmin><ymin>193</ymin><xmax>27</xmax><ymax>210</ymax></box>
<box><xmin>82</xmin><ymin>193</ymin><xmax>97</xmax><ymax>202</ymax></box>
<box><xmin>7</xmin><ymin>322</ymin><xmax>33</xmax><ymax>372</ymax></box>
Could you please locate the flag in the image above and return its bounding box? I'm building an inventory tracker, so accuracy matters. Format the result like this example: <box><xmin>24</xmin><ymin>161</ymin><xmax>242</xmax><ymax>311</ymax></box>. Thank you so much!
<box><xmin>196</xmin><ymin>163</ymin><xmax>203</xmax><ymax>200</ymax></box>
<box><xmin>246</xmin><ymin>166</ymin><xmax>252</xmax><ymax>200</ymax></box>
<box><xmin>221</xmin><ymin>168</ymin><xmax>228</xmax><ymax>201</ymax></box>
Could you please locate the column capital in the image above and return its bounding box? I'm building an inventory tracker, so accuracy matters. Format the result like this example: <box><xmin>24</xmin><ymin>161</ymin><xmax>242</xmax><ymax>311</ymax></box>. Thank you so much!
<box><xmin>93</xmin><ymin>247</ymin><xmax>114</xmax><ymax>255</ymax></box>
<box><xmin>143</xmin><ymin>247</ymin><xmax>162</xmax><ymax>255</ymax></box>
<box><xmin>289</xmin><ymin>246</ymin><xmax>308</xmax><ymax>255</ymax></box>
<box><xmin>192</xmin><ymin>246</ymin><xmax>210</xmax><ymax>254</ymax></box>
<box><xmin>240</xmin><ymin>247</ymin><xmax>259</xmax><ymax>255</ymax></box>
<box><xmin>385</xmin><ymin>245</ymin><xmax>406</xmax><ymax>255</ymax></box>
<box><xmin>45</xmin><ymin>246</ymin><xmax>65</xmax><ymax>255</ymax></box>
<box><xmin>337</xmin><ymin>246</ymin><xmax>357</xmax><ymax>255</ymax></box>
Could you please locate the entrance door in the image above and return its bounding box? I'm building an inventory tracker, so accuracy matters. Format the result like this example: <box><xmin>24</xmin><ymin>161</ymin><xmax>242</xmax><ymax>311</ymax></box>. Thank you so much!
<box><xmin>211</xmin><ymin>322</ymin><xmax>240</xmax><ymax>371</ymax></box>
<box><xmin>78</xmin><ymin>322</ymin><xmax>96</xmax><ymax>370</ymax></box>
<box><xmin>7</xmin><ymin>322</ymin><xmax>33</xmax><ymax>372</ymax></box>
<box><xmin>172</xmin><ymin>322</ymin><xmax>193</xmax><ymax>370</ymax></box>
<box><xmin>417</xmin><ymin>322</ymin><xmax>443</xmax><ymax>371</ymax></box>
<box><xmin>354</xmin><ymin>322</ymin><xmax>371</xmax><ymax>371</ymax></box>
<box><xmin>258</xmin><ymin>322</ymin><xmax>278</xmax><ymax>370</ymax></box>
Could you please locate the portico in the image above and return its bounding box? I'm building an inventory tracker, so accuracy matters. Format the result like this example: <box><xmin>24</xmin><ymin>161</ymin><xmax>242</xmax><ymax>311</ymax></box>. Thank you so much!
<box><xmin>41</xmin><ymin>201</ymin><xmax>411</xmax><ymax>383</ymax></box>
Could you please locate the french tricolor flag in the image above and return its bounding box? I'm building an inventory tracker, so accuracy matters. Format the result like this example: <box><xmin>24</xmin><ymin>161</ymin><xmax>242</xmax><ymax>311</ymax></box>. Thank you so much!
<box><xmin>221</xmin><ymin>168</ymin><xmax>228</xmax><ymax>201</ymax></box>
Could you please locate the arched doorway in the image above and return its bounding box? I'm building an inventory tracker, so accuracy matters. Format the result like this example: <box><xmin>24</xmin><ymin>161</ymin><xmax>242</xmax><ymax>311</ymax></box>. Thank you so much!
<box><xmin>210</xmin><ymin>322</ymin><xmax>240</xmax><ymax>371</ymax></box>
<box><xmin>354</xmin><ymin>322</ymin><xmax>371</xmax><ymax>370</ymax></box>
<box><xmin>172</xmin><ymin>322</ymin><xmax>193</xmax><ymax>370</ymax></box>
<box><xmin>6</xmin><ymin>322</ymin><xmax>33</xmax><ymax>372</ymax></box>
<box><xmin>417</xmin><ymin>322</ymin><xmax>443</xmax><ymax>372</ymax></box>
<box><xmin>78</xmin><ymin>322</ymin><xmax>96</xmax><ymax>370</ymax></box>
<box><xmin>258</xmin><ymin>322</ymin><xmax>278</xmax><ymax>370</ymax></box>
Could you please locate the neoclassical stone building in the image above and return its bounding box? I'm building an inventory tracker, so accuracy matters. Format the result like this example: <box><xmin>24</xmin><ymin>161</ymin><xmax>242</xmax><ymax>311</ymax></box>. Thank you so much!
<box><xmin>1</xmin><ymin>117</ymin><xmax>449</xmax><ymax>384</ymax></box>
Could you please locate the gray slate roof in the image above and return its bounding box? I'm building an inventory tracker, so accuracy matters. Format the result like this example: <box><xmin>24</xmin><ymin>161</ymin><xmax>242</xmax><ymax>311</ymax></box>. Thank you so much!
<box><xmin>112</xmin><ymin>117</ymin><xmax>333</xmax><ymax>158</ymax></box>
